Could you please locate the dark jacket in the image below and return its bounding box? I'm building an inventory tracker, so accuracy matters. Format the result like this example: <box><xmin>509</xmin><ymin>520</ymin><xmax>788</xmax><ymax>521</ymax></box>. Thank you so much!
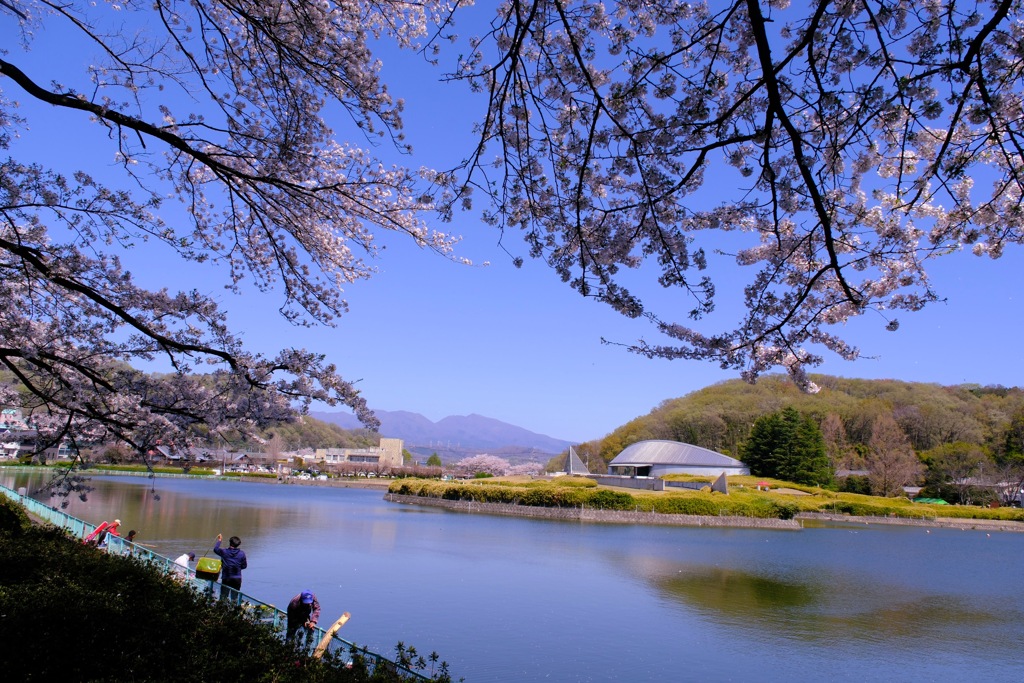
<box><xmin>213</xmin><ymin>540</ymin><xmax>248</xmax><ymax>580</ymax></box>
<box><xmin>286</xmin><ymin>594</ymin><xmax>321</xmax><ymax>635</ymax></box>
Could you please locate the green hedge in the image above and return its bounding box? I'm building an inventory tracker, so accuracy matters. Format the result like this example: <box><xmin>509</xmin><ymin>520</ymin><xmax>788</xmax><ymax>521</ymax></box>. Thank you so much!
<box><xmin>390</xmin><ymin>480</ymin><xmax>800</xmax><ymax>517</ymax></box>
<box><xmin>388</xmin><ymin>478</ymin><xmax>1024</xmax><ymax>523</ymax></box>
<box><xmin>391</xmin><ymin>480</ymin><xmax>622</xmax><ymax>508</ymax></box>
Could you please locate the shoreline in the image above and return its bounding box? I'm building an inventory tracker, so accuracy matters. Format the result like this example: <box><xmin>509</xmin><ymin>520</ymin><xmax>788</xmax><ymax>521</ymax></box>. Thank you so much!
<box><xmin>385</xmin><ymin>493</ymin><xmax>1024</xmax><ymax>533</ymax></box>
<box><xmin>799</xmin><ymin>511</ymin><xmax>1024</xmax><ymax>533</ymax></box>
<box><xmin>383</xmin><ymin>492</ymin><xmax>803</xmax><ymax>529</ymax></box>
<box><xmin>12</xmin><ymin>466</ymin><xmax>1024</xmax><ymax>533</ymax></box>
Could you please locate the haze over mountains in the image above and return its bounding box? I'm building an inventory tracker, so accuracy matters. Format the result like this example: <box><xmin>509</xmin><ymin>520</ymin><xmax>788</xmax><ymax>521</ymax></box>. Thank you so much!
<box><xmin>309</xmin><ymin>409</ymin><xmax>575</xmax><ymax>460</ymax></box>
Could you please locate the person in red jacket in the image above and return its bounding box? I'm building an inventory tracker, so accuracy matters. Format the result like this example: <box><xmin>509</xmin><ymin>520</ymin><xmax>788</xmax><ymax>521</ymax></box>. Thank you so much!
<box><xmin>84</xmin><ymin>519</ymin><xmax>121</xmax><ymax>548</ymax></box>
<box><xmin>286</xmin><ymin>590</ymin><xmax>321</xmax><ymax>641</ymax></box>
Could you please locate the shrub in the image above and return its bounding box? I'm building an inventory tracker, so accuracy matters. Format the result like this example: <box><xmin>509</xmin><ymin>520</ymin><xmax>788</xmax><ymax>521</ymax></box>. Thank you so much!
<box><xmin>0</xmin><ymin>496</ymin><xmax>31</xmax><ymax>535</ymax></box>
<box><xmin>554</xmin><ymin>477</ymin><xmax>598</xmax><ymax>488</ymax></box>
<box><xmin>772</xmin><ymin>502</ymin><xmax>799</xmax><ymax>520</ymax></box>
<box><xmin>585</xmin><ymin>489</ymin><xmax>634</xmax><ymax>511</ymax></box>
<box><xmin>441</xmin><ymin>486</ymin><xmax>469</xmax><ymax>501</ymax></box>
<box><xmin>839</xmin><ymin>476</ymin><xmax>871</xmax><ymax>495</ymax></box>
<box><xmin>649</xmin><ymin>496</ymin><xmax>722</xmax><ymax>516</ymax></box>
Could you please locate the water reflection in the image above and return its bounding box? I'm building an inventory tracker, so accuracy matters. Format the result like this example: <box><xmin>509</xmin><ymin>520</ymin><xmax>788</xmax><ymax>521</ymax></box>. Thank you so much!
<box><xmin>645</xmin><ymin>561</ymin><xmax>1015</xmax><ymax>653</ymax></box>
<box><xmin>658</xmin><ymin>565</ymin><xmax>818</xmax><ymax>613</ymax></box>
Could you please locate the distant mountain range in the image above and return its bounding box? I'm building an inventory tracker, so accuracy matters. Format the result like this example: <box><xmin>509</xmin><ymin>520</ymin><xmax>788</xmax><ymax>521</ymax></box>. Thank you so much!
<box><xmin>309</xmin><ymin>409</ymin><xmax>575</xmax><ymax>461</ymax></box>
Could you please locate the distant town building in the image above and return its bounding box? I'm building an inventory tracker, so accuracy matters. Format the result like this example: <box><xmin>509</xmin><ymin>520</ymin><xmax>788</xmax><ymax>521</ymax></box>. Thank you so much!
<box><xmin>148</xmin><ymin>445</ymin><xmax>271</xmax><ymax>470</ymax></box>
<box><xmin>0</xmin><ymin>408</ymin><xmax>37</xmax><ymax>460</ymax></box>
<box><xmin>607</xmin><ymin>440</ymin><xmax>749</xmax><ymax>478</ymax></box>
<box><xmin>315</xmin><ymin>437</ymin><xmax>403</xmax><ymax>469</ymax></box>
<box><xmin>0</xmin><ymin>408</ymin><xmax>78</xmax><ymax>461</ymax></box>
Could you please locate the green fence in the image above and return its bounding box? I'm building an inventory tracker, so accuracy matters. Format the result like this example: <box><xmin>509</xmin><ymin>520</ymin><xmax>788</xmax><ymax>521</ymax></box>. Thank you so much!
<box><xmin>0</xmin><ymin>483</ymin><xmax>428</xmax><ymax>680</ymax></box>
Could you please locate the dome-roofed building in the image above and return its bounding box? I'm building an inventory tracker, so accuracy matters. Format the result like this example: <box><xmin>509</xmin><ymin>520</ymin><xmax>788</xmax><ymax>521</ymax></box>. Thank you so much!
<box><xmin>607</xmin><ymin>440</ymin><xmax>749</xmax><ymax>478</ymax></box>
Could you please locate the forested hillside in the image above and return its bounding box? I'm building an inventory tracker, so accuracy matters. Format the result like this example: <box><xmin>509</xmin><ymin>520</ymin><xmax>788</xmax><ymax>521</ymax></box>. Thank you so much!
<box><xmin>570</xmin><ymin>375</ymin><xmax>1024</xmax><ymax>477</ymax></box>
<box><xmin>254</xmin><ymin>418</ymin><xmax>379</xmax><ymax>452</ymax></box>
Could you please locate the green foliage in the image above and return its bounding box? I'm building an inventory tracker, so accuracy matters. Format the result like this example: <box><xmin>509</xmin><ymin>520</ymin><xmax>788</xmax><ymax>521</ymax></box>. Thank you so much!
<box><xmin>772</xmin><ymin>501</ymin><xmax>799</xmax><ymax>520</ymax></box>
<box><xmin>77</xmin><ymin>464</ymin><xmax>223</xmax><ymax>477</ymax></box>
<box><xmin>222</xmin><ymin>471</ymin><xmax>278</xmax><ymax>480</ymax></box>
<box><xmin>389</xmin><ymin>475</ymin><xmax>1024</xmax><ymax>523</ymax></box>
<box><xmin>3</xmin><ymin>525</ymin><xmax>452</xmax><ymax>681</ymax></box>
<box><xmin>551</xmin><ymin>476</ymin><xmax>598</xmax><ymax>488</ymax></box>
<box><xmin>254</xmin><ymin>417</ymin><xmax>378</xmax><ymax>451</ymax></box>
<box><xmin>920</xmin><ymin>442</ymin><xmax>991</xmax><ymax>505</ymax></box>
<box><xmin>638</xmin><ymin>491</ymin><xmax>801</xmax><ymax>519</ymax></box>
<box><xmin>0</xmin><ymin>494</ymin><xmax>31</xmax><ymax>535</ymax></box>
<box><xmin>1001</xmin><ymin>408</ymin><xmax>1024</xmax><ymax>461</ymax></box>
<box><xmin>394</xmin><ymin>478</ymin><xmax>613</xmax><ymax>508</ymax></box>
<box><xmin>426</xmin><ymin>453</ymin><xmax>443</xmax><ymax>467</ymax></box>
<box><xmin>743</xmin><ymin>407</ymin><xmax>833</xmax><ymax>486</ymax></box>
<box><xmin>586</xmin><ymin>489</ymin><xmax>634</xmax><ymax>510</ymax></box>
<box><xmin>0</xmin><ymin>524</ymin><xmax>451</xmax><ymax>681</ymax></box>
<box><xmin>839</xmin><ymin>475</ymin><xmax>871</xmax><ymax>495</ymax></box>
<box><xmin>645</xmin><ymin>496</ymin><xmax>722</xmax><ymax>516</ymax></box>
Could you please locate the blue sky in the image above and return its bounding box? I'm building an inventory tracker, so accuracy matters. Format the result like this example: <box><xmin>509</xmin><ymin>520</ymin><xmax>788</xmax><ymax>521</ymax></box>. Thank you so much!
<box><xmin>4</xmin><ymin>9</ymin><xmax>1023</xmax><ymax>444</ymax></box>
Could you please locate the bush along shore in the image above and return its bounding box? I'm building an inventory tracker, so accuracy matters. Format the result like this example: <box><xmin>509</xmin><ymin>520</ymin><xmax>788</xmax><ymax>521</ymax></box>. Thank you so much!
<box><xmin>0</xmin><ymin>495</ymin><xmax>454</xmax><ymax>682</ymax></box>
<box><xmin>387</xmin><ymin>476</ymin><xmax>1024</xmax><ymax>531</ymax></box>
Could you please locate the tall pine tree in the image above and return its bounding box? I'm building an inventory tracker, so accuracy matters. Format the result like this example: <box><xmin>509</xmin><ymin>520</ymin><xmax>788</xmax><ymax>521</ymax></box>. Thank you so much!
<box><xmin>742</xmin><ymin>407</ymin><xmax>833</xmax><ymax>487</ymax></box>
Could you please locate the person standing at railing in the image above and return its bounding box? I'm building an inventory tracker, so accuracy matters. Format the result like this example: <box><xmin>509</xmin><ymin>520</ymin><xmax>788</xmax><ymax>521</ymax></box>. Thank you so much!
<box><xmin>286</xmin><ymin>590</ymin><xmax>320</xmax><ymax>641</ymax></box>
<box><xmin>213</xmin><ymin>533</ymin><xmax>247</xmax><ymax>602</ymax></box>
<box><xmin>120</xmin><ymin>529</ymin><xmax>137</xmax><ymax>556</ymax></box>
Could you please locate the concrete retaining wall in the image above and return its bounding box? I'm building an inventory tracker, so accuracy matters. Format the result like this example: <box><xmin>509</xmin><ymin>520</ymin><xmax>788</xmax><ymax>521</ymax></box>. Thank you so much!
<box><xmin>383</xmin><ymin>493</ymin><xmax>802</xmax><ymax>530</ymax></box>
<box><xmin>588</xmin><ymin>475</ymin><xmax>665</xmax><ymax>491</ymax></box>
<box><xmin>797</xmin><ymin>511</ymin><xmax>1024</xmax><ymax>532</ymax></box>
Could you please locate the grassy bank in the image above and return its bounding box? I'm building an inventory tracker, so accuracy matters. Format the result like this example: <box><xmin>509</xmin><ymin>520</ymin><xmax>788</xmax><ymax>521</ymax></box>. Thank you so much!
<box><xmin>0</xmin><ymin>495</ymin><xmax>452</xmax><ymax>682</ymax></box>
<box><xmin>388</xmin><ymin>475</ymin><xmax>1024</xmax><ymax>524</ymax></box>
<box><xmin>0</xmin><ymin>461</ymin><xmax>226</xmax><ymax>477</ymax></box>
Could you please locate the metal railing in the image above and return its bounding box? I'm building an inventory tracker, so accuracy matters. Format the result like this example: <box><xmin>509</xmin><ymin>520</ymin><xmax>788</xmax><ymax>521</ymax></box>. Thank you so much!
<box><xmin>0</xmin><ymin>483</ymin><xmax>429</xmax><ymax>680</ymax></box>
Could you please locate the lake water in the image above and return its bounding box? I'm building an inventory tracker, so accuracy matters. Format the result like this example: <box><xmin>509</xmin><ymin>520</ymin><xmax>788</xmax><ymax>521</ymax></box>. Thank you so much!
<box><xmin>4</xmin><ymin>470</ymin><xmax>1024</xmax><ymax>682</ymax></box>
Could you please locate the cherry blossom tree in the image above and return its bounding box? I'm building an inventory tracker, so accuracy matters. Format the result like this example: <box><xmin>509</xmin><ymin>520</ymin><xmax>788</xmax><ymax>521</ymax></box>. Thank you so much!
<box><xmin>452</xmin><ymin>454</ymin><xmax>511</xmax><ymax>476</ymax></box>
<box><xmin>4</xmin><ymin>0</ymin><xmax>1024</xmax><ymax>472</ymax></box>
<box><xmin>443</xmin><ymin>0</ymin><xmax>1024</xmax><ymax>391</ymax></box>
<box><xmin>506</xmin><ymin>461</ymin><xmax>544</xmax><ymax>476</ymax></box>
<box><xmin>0</xmin><ymin>1</ymin><xmax>460</xmax><ymax>461</ymax></box>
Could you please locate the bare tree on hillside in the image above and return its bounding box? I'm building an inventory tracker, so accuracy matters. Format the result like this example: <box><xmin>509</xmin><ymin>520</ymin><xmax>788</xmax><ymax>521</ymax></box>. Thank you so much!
<box><xmin>821</xmin><ymin>413</ymin><xmax>859</xmax><ymax>472</ymax></box>
<box><xmin>866</xmin><ymin>415</ymin><xmax>923</xmax><ymax>497</ymax></box>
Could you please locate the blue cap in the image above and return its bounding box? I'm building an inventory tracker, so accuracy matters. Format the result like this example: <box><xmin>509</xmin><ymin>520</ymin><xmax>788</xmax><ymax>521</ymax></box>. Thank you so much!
<box><xmin>301</xmin><ymin>590</ymin><xmax>314</xmax><ymax>604</ymax></box>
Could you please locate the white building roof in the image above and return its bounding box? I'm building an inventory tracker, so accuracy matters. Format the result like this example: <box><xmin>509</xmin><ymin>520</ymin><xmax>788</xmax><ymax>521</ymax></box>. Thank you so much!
<box><xmin>609</xmin><ymin>440</ymin><xmax>745</xmax><ymax>469</ymax></box>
